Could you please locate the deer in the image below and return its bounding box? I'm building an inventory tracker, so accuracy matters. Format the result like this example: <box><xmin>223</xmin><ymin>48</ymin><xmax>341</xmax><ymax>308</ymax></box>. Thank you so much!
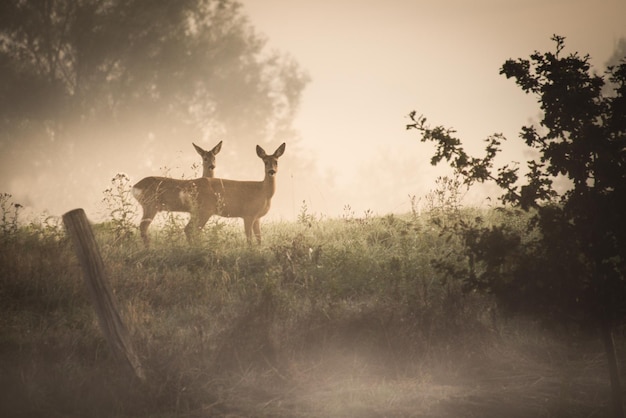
<box><xmin>184</xmin><ymin>142</ymin><xmax>286</xmax><ymax>244</ymax></box>
<box><xmin>132</xmin><ymin>140</ymin><xmax>222</xmax><ymax>247</ymax></box>
<box><xmin>193</xmin><ymin>141</ymin><xmax>222</xmax><ymax>178</ymax></box>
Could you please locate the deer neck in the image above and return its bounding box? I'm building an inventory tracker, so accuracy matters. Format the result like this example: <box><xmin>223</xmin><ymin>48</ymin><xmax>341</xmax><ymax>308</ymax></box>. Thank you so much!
<box><xmin>263</xmin><ymin>174</ymin><xmax>277</xmax><ymax>198</ymax></box>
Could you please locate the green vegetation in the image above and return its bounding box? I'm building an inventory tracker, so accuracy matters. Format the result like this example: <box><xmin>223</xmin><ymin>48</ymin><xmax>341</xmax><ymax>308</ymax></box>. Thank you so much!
<box><xmin>0</xmin><ymin>188</ymin><xmax>620</xmax><ymax>417</ymax></box>
<box><xmin>408</xmin><ymin>35</ymin><xmax>626</xmax><ymax>417</ymax></box>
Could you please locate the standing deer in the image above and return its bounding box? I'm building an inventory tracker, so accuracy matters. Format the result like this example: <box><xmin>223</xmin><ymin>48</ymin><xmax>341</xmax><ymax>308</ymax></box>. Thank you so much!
<box><xmin>132</xmin><ymin>140</ymin><xmax>222</xmax><ymax>247</ymax></box>
<box><xmin>185</xmin><ymin>142</ymin><xmax>286</xmax><ymax>244</ymax></box>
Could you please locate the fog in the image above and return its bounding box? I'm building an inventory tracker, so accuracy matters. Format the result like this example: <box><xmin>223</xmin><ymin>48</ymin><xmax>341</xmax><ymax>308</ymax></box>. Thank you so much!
<box><xmin>1</xmin><ymin>0</ymin><xmax>625</xmax><ymax>223</ymax></box>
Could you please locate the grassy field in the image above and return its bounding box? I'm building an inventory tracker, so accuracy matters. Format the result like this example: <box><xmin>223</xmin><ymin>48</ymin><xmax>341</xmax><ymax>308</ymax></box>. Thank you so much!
<box><xmin>0</xmin><ymin>201</ymin><xmax>622</xmax><ymax>417</ymax></box>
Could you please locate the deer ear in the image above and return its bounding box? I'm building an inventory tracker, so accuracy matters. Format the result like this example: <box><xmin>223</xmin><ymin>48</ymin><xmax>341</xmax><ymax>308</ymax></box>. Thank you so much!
<box><xmin>256</xmin><ymin>145</ymin><xmax>267</xmax><ymax>158</ymax></box>
<box><xmin>274</xmin><ymin>142</ymin><xmax>286</xmax><ymax>157</ymax></box>
<box><xmin>211</xmin><ymin>140</ymin><xmax>222</xmax><ymax>155</ymax></box>
<box><xmin>193</xmin><ymin>143</ymin><xmax>205</xmax><ymax>156</ymax></box>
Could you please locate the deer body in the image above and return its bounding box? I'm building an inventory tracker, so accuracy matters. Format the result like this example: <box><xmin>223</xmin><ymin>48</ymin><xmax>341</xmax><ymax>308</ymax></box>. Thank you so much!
<box><xmin>132</xmin><ymin>141</ymin><xmax>222</xmax><ymax>247</ymax></box>
<box><xmin>186</xmin><ymin>143</ymin><xmax>286</xmax><ymax>244</ymax></box>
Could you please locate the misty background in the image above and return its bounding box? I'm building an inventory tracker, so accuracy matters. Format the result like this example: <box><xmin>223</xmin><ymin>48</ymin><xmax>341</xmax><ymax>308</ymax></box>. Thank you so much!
<box><xmin>1</xmin><ymin>0</ymin><xmax>625</xmax><ymax>223</ymax></box>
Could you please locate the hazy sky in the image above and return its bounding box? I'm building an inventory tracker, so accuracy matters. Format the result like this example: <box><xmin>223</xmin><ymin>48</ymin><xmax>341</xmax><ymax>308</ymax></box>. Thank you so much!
<box><xmin>242</xmin><ymin>0</ymin><xmax>626</xmax><ymax>219</ymax></box>
<box><xmin>3</xmin><ymin>0</ymin><xmax>625</xmax><ymax>223</ymax></box>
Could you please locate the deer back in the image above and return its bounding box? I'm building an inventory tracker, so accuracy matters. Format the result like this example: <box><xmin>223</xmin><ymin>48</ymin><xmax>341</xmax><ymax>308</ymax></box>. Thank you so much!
<box><xmin>133</xmin><ymin>177</ymin><xmax>206</xmax><ymax>212</ymax></box>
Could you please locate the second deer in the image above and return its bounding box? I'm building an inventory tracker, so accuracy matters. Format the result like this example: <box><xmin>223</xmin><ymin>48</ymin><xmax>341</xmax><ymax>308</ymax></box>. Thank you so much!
<box><xmin>132</xmin><ymin>140</ymin><xmax>222</xmax><ymax>247</ymax></box>
<box><xmin>186</xmin><ymin>142</ymin><xmax>286</xmax><ymax>244</ymax></box>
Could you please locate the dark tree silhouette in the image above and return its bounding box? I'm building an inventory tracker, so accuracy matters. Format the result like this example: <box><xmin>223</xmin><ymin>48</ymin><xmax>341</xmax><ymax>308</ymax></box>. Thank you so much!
<box><xmin>0</xmin><ymin>0</ymin><xmax>308</xmax><ymax>188</ymax></box>
<box><xmin>408</xmin><ymin>35</ymin><xmax>626</xmax><ymax>417</ymax></box>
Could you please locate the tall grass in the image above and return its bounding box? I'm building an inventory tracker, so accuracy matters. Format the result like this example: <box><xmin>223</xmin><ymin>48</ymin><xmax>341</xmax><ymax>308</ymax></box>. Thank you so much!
<box><xmin>1</xmin><ymin>188</ymin><xmax>613</xmax><ymax>417</ymax></box>
<box><xmin>0</xmin><ymin>187</ymin><xmax>500</xmax><ymax>416</ymax></box>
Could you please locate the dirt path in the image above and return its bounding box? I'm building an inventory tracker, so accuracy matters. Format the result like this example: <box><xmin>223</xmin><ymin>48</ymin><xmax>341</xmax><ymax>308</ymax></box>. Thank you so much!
<box><xmin>223</xmin><ymin>336</ymin><xmax>614</xmax><ymax>417</ymax></box>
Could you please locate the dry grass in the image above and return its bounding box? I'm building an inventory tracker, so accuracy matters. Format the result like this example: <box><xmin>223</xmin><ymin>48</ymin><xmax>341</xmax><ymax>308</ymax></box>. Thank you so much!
<box><xmin>0</xmin><ymin>210</ymin><xmax>623</xmax><ymax>417</ymax></box>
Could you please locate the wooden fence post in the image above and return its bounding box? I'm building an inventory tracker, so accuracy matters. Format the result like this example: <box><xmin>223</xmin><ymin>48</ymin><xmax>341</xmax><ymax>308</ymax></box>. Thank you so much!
<box><xmin>63</xmin><ymin>208</ymin><xmax>146</xmax><ymax>382</ymax></box>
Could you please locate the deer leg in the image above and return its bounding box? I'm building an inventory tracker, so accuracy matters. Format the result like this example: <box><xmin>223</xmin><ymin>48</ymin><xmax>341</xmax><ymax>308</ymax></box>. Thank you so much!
<box><xmin>186</xmin><ymin>210</ymin><xmax>211</xmax><ymax>244</ymax></box>
<box><xmin>139</xmin><ymin>206</ymin><xmax>157</xmax><ymax>248</ymax></box>
<box><xmin>252</xmin><ymin>218</ymin><xmax>262</xmax><ymax>244</ymax></box>
<box><xmin>243</xmin><ymin>217</ymin><xmax>254</xmax><ymax>244</ymax></box>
